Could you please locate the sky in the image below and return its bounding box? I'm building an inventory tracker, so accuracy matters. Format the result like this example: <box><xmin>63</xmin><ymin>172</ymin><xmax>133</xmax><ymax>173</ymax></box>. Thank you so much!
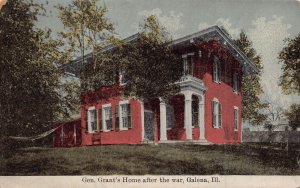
<box><xmin>35</xmin><ymin>0</ymin><xmax>300</xmax><ymax>109</ymax></box>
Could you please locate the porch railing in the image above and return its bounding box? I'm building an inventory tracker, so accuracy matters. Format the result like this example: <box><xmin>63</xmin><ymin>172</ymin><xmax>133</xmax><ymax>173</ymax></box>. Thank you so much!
<box><xmin>177</xmin><ymin>75</ymin><xmax>204</xmax><ymax>86</ymax></box>
<box><xmin>175</xmin><ymin>74</ymin><xmax>206</xmax><ymax>93</ymax></box>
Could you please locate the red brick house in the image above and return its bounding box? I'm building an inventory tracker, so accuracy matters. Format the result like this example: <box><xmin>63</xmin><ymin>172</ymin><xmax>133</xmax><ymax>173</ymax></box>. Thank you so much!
<box><xmin>54</xmin><ymin>26</ymin><xmax>257</xmax><ymax>147</ymax></box>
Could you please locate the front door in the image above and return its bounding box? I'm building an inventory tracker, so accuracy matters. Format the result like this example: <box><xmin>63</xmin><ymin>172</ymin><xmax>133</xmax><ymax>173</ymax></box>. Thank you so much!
<box><xmin>144</xmin><ymin>110</ymin><xmax>154</xmax><ymax>141</ymax></box>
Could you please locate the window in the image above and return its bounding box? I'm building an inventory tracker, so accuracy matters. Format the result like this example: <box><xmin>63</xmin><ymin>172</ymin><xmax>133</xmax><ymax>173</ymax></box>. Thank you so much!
<box><xmin>166</xmin><ymin>105</ymin><xmax>175</xmax><ymax>129</ymax></box>
<box><xmin>118</xmin><ymin>101</ymin><xmax>132</xmax><ymax>130</ymax></box>
<box><xmin>192</xmin><ymin>99</ymin><xmax>199</xmax><ymax>126</ymax></box>
<box><xmin>87</xmin><ymin>107</ymin><xmax>97</xmax><ymax>133</ymax></box>
<box><xmin>213</xmin><ymin>56</ymin><xmax>221</xmax><ymax>83</ymax></box>
<box><xmin>212</xmin><ymin>99</ymin><xmax>222</xmax><ymax>128</ymax></box>
<box><xmin>233</xmin><ymin>72</ymin><xmax>239</xmax><ymax>92</ymax></box>
<box><xmin>119</xmin><ymin>69</ymin><xmax>127</xmax><ymax>85</ymax></box>
<box><xmin>234</xmin><ymin>107</ymin><xmax>238</xmax><ymax>131</ymax></box>
<box><xmin>183</xmin><ymin>53</ymin><xmax>194</xmax><ymax>75</ymax></box>
<box><xmin>102</xmin><ymin>104</ymin><xmax>112</xmax><ymax>131</ymax></box>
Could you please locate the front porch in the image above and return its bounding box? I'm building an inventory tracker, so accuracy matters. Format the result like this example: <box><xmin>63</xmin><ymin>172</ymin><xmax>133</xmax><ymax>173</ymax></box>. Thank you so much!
<box><xmin>141</xmin><ymin>75</ymin><xmax>209</xmax><ymax>144</ymax></box>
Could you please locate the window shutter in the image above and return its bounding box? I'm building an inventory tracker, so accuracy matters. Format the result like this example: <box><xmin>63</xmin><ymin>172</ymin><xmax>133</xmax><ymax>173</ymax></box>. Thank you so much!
<box><xmin>187</xmin><ymin>55</ymin><xmax>193</xmax><ymax>75</ymax></box>
<box><xmin>110</xmin><ymin>107</ymin><xmax>114</xmax><ymax>131</ymax></box>
<box><xmin>224</xmin><ymin>62</ymin><xmax>227</xmax><ymax>83</ymax></box>
<box><xmin>128</xmin><ymin>104</ymin><xmax>132</xmax><ymax>129</ymax></box>
<box><xmin>86</xmin><ymin>110</ymin><xmax>89</xmax><ymax>132</ymax></box>
<box><xmin>233</xmin><ymin>73</ymin><xmax>237</xmax><ymax>91</ymax></box>
<box><xmin>183</xmin><ymin>57</ymin><xmax>187</xmax><ymax>75</ymax></box>
<box><xmin>227</xmin><ymin>64</ymin><xmax>232</xmax><ymax>86</ymax></box>
<box><xmin>234</xmin><ymin>109</ymin><xmax>236</xmax><ymax>129</ymax></box>
<box><xmin>218</xmin><ymin>61</ymin><xmax>221</xmax><ymax>82</ymax></box>
<box><xmin>94</xmin><ymin>110</ymin><xmax>97</xmax><ymax>132</ymax></box>
<box><xmin>234</xmin><ymin>109</ymin><xmax>238</xmax><ymax>130</ymax></box>
<box><xmin>115</xmin><ymin>105</ymin><xmax>120</xmax><ymax>131</ymax></box>
<box><xmin>218</xmin><ymin>103</ymin><xmax>222</xmax><ymax>128</ymax></box>
<box><xmin>232</xmin><ymin>73</ymin><xmax>235</xmax><ymax>90</ymax></box>
<box><xmin>99</xmin><ymin>108</ymin><xmax>103</xmax><ymax>131</ymax></box>
<box><xmin>213</xmin><ymin>60</ymin><xmax>217</xmax><ymax>81</ymax></box>
<box><xmin>237</xmin><ymin>75</ymin><xmax>240</xmax><ymax>92</ymax></box>
<box><xmin>212</xmin><ymin>101</ymin><xmax>216</xmax><ymax>128</ymax></box>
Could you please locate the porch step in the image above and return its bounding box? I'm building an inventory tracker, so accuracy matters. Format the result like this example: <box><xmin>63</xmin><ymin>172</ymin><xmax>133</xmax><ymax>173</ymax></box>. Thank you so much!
<box><xmin>141</xmin><ymin>140</ymin><xmax>156</xmax><ymax>144</ymax></box>
<box><xmin>193</xmin><ymin>140</ymin><xmax>213</xmax><ymax>145</ymax></box>
<box><xmin>158</xmin><ymin>140</ymin><xmax>213</xmax><ymax>145</ymax></box>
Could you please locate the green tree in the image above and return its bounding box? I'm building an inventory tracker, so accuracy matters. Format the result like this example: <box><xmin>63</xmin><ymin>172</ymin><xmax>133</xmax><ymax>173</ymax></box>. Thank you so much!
<box><xmin>116</xmin><ymin>15</ymin><xmax>182</xmax><ymax>101</ymax></box>
<box><xmin>279</xmin><ymin>33</ymin><xmax>300</xmax><ymax>129</ymax></box>
<box><xmin>279</xmin><ymin>33</ymin><xmax>300</xmax><ymax>95</ymax></box>
<box><xmin>57</xmin><ymin>0</ymin><xmax>117</xmax><ymax>91</ymax></box>
<box><xmin>118</xmin><ymin>16</ymin><xmax>182</xmax><ymax>100</ymax></box>
<box><xmin>0</xmin><ymin>0</ymin><xmax>73</xmax><ymax>152</ymax></box>
<box><xmin>284</xmin><ymin>104</ymin><xmax>300</xmax><ymax>130</ymax></box>
<box><xmin>81</xmin><ymin>15</ymin><xmax>182</xmax><ymax>101</ymax></box>
<box><xmin>234</xmin><ymin>31</ymin><xmax>268</xmax><ymax>125</ymax></box>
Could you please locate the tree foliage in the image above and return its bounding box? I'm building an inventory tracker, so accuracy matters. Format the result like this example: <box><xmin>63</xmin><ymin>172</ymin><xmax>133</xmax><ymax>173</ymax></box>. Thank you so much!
<box><xmin>279</xmin><ymin>33</ymin><xmax>300</xmax><ymax>129</ymax></box>
<box><xmin>284</xmin><ymin>104</ymin><xmax>300</xmax><ymax>130</ymax></box>
<box><xmin>81</xmin><ymin>15</ymin><xmax>182</xmax><ymax>101</ymax></box>
<box><xmin>0</xmin><ymin>0</ymin><xmax>77</xmax><ymax>150</ymax></box>
<box><xmin>57</xmin><ymin>0</ymin><xmax>115</xmax><ymax>64</ymax></box>
<box><xmin>119</xmin><ymin>16</ymin><xmax>182</xmax><ymax>100</ymax></box>
<box><xmin>57</xmin><ymin>0</ymin><xmax>117</xmax><ymax>93</ymax></box>
<box><xmin>234</xmin><ymin>31</ymin><xmax>268</xmax><ymax>124</ymax></box>
<box><xmin>279</xmin><ymin>32</ymin><xmax>300</xmax><ymax>95</ymax></box>
<box><xmin>264</xmin><ymin>104</ymin><xmax>284</xmax><ymax>131</ymax></box>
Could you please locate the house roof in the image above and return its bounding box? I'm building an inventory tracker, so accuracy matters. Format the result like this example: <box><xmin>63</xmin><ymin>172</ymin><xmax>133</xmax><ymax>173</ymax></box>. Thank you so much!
<box><xmin>63</xmin><ymin>25</ymin><xmax>257</xmax><ymax>77</ymax></box>
<box><xmin>171</xmin><ymin>25</ymin><xmax>258</xmax><ymax>75</ymax></box>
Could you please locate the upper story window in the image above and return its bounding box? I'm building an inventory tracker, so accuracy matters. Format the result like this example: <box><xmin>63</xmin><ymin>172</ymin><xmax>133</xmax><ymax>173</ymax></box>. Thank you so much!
<box><xmin>166</xmin><ymin>104</ymin><xmax>175</xmax><ymax>129</ymax></box>
<box><xmin>87</xmin><ymin>107</ymin><xmax>98</xmax><ymax>133</ymax></box>
<box><xmin>234</xmin><ymin>106</ymin><xmax>239</xmax><ymax>131</ymax></box>
<box><xmin>102</xmin><ymin>104</ymin><xmax>112</xmax><ymax>131</ymax></box>
<box><xmin>116</xmin><ymin>100</ymin><xmax>132</xmax><ymax>130</ymax></box>
<box><xmin>212</xmin><ymin>98</ymin><xmax>222</xmax><ymax>128</ymax></box>
<box><xmin>213</xmin><ymin>56</ymin><xmax>221</xmax><ymax>83</ymax></box>
<box><xmin>233</xmin><ymin>72</ymin><xmax>239</xmax><ymax>92</ymax></box>
<box><xmin>119</xmin><ymin>69</ymin><xmax>127</xmax><ymax>85</ymax></box>
<box><xmin>182</xmin><ymin>53</ymin><xmax>194</xmax><ymax>76</ymax></box>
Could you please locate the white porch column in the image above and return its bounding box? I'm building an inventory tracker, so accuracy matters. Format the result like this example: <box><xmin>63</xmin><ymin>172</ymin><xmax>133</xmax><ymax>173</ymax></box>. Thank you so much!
<box><xmin>183</xmin><ymin>91</ymin><xmax>193</xmax><ymax>141</ymax></box>
<box><xmin>159</xmin><ymin>98</ymin><xmax>167</xmax><ymax>141</ymax></box>
<box><xmin>199</xmin><ymin>95</ymin><xmax>206</xmax><ymax>142</ymax></box>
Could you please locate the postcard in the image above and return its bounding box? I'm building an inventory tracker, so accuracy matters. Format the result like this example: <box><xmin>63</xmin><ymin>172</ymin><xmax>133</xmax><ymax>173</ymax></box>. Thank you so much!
<box><xmin>0</xmin><ymin>0</ymin><xmax>300</xmax><ymax>187</ymax></box>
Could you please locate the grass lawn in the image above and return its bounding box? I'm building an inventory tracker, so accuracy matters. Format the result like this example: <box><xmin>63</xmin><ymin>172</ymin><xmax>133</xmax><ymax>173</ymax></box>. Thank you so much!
<box><xmin>1</xmin><ymin>144</ymin><xmax>300</xmax><ymax>175</ymax></box>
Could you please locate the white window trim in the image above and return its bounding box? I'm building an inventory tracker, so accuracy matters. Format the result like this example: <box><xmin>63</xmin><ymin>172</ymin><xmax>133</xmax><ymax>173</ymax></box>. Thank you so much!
<box><xmin>198</xmin><ymin>50</ymin><xmax>202</xmax><ymax>58</ymax></box>
<box><xmin>213</xmin><ymin>56</ymin><xmax>221</xmax><ymax>84</ymax></box>
<box><xmin>212</xmin><ymin>98</ymin><xmax>221</xmax><ymax>129</ymax></box>
<box><xmin>102</xmin><ymin>103</ymin><xmax>112</xmax><ymax>132</ymax></box>
<box><xmin>87</xmin><ymin>106</ymin><xmax>97</xmax><ymax>133</ymax></box>
<box><xmin>182</xmin><ymin>52</ymin><xmax>195</xmax><ymax>76</ymax></box>
<box><xmin>119</xmin><ymin>69</ymin><xmax>127</xmax><ymax>86</ymax></box>
<box><xmin>119</xmin><ymin>100</ymin><xmax>130</xmax><ymax>131</ymax></box>
<box><xmin>181</xmin><ymin>52</ymin><xmax>194</xmax><ymax>58</ymax></box>
<box><xmin>234</xmin><ymin>106</ymin><xmax>239</xmax><ymax>131</ymax></box>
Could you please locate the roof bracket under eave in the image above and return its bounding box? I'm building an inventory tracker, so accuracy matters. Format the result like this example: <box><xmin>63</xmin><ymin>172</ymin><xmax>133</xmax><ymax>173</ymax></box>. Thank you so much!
<box><xmin>172</xmin><ymin>25</ymin><xmax>258</xmax><ymax>76</ymax></box>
